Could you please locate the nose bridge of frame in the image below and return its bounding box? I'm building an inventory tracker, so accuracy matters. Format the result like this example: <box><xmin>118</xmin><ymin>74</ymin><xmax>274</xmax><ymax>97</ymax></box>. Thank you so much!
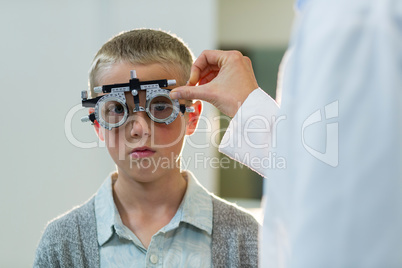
<box><xmin>124</xmin><ymin>91</ymin><xmax>146</xmax><ymax>114</ymax></box>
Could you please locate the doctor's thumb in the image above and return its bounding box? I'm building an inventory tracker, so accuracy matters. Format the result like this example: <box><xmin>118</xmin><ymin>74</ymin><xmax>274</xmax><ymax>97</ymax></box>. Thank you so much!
<box><xmin>170</xmin><ymin>85</ymin><xmax>212</xmax><ymax>102</ymax></box>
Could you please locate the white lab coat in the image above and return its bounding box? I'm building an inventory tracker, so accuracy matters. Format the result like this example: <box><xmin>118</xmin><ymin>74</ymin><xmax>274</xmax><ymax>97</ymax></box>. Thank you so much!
<box><xmin>219</xmin><ymin>0</ymin><xmax>402</xmax><ymax>267</ymax></box>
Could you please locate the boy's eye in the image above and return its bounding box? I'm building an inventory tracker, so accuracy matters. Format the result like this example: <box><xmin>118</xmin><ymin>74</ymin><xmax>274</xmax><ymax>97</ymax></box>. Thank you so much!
<box><xmin>113</xmin><ymin>104</ymin><xmax>125</xmax><ymax>114</ymax></box>
<box><xmin>100</xmin><ymin>100</ymin><xmax>126</xmax><ymax>125</ymax></box>
<box><xmin>152</xmin><ymin>102</ymin><xmax>169</xmax><ymax>111</ymax></box>
<box><xmin>106</xmin><ymin>102</ymin><xmax>125</xmax><ymax>115</ymax></box>
<box><xmin>149</xmin><ymin>96</ymin><xmax>174</xmax><ymax>120</ymax></box>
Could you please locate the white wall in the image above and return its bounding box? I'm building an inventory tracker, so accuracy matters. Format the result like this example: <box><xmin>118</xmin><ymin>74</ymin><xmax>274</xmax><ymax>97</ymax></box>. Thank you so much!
<box><xmin>0</xmin><ymin>1</ymin><xmax>217</xmax><ymax>267</ymax></box>
<box><xmin>219</xmin><ymin>0</ymin><xmax>294</xmax><ymax>47</ymax></box>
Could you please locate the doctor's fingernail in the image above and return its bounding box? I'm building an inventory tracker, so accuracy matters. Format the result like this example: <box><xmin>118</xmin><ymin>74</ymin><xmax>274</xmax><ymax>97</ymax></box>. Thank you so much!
<box><xmin>170</xmin><ymin>91</ymin><xmax>181</xmax><ymax>99</ymax></box>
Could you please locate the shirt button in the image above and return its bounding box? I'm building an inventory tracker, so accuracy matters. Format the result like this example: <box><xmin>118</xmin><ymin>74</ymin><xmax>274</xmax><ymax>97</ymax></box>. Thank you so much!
<box><xmin>150</xmin><ymin>254</ymin><xmax>158</xmax><ymax>264</ymax></box>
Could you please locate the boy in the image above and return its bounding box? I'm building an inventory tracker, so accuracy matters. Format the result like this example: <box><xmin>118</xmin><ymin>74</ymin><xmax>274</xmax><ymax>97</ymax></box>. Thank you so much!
<box><xmin>34</xmin><ymin>29</ymin><xmax>258</xmax><ymax>267</ymax></box>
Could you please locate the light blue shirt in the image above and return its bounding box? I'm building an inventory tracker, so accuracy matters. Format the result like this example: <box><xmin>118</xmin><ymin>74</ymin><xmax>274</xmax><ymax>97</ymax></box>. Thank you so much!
<box><xmin>94</xmin><ymin>171</ymin><xmax>213</xmax><ymax>268</ymax></box>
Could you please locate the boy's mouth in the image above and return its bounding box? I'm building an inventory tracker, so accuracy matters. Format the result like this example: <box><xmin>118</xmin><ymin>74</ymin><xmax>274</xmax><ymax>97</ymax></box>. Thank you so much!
<box><xmin>130</xmin><ymin>146</ymin><xmax>156</xmax><ymax>159</ymax></box>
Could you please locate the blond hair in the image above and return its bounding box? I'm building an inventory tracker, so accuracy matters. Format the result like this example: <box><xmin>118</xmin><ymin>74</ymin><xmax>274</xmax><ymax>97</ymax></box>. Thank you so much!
<box><xmin>88</xmin><ymin>29</ymin><xmax>194</xmax><ymax>97</ymax></box>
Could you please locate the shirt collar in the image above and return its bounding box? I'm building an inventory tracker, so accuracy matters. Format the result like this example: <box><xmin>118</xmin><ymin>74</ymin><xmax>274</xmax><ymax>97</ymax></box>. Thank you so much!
<box><xmin>94</xmin><ymin>173</ymin><xmax>117</xmax><ymax>246</ymax></box>
<box><xmin>94</xmin><ymin>171</ymin><xmax>213</xmax><ymax>246</ymax></box>
<box><xmin>176</xmin><ymin>170</ymin><xmax>213</xmax><ymax>235</ymax></box>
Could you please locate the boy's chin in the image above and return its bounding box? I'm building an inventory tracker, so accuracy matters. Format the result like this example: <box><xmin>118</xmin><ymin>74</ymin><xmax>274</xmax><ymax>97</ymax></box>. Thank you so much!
<box><xmin>123</xmin><ymin>161</ymin><xmax>180</xmax><ymax>181</ymax></box>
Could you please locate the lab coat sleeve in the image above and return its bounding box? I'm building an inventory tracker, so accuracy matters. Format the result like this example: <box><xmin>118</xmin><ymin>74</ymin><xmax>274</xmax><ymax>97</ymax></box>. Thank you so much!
<box><xmin>219</xmin><ymin>1</ymin><xmax>402</xmax><ymax>267</ymax></box>
<box><xmin>266</xmin><ymin>0</ymin><xmax>402</xmax><ymax>267</ymax></box>
<box><xmin>218</xmin><ymin>88</ymin><xmax>280</xmax><ymax>178</ymax></box>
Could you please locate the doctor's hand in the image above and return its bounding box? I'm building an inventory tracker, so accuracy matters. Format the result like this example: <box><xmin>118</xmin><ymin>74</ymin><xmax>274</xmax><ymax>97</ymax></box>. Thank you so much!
<box><xmin>169</xmin><ymin>50</ymin><xmax>259</xmax><ymax>117</ymax></box>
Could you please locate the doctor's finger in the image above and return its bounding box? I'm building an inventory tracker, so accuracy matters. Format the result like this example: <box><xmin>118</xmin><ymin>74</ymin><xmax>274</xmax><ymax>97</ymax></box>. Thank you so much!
<box><xmin>170</xmin><ymin>84</ymin><xmax>214</xmax><ymax>102</ymax></box>
<box><xmin>199</xmin><ymin>70</ymin><xmax>220</xmax><ymax>86</ymax></box>
<box><xmin>188</xmin><ymin>64</ymin><xmax>220</xmax><ymax>86</ymax></box>
<box><xmin>188</xmin><ymin>50</ymin><xmax>230</xmax><ymax>85</ymax></box>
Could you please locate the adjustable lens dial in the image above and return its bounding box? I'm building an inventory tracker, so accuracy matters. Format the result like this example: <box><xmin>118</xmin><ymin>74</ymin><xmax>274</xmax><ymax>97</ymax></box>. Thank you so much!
<box><xmin>95</xmin><ymin>93</ymin><xmax>128</xmax><ymax>130</ymax></box>
<box><xmin>145</xmin><ymin>90</ymin><xmax>180</xmax><ymax>125</ymax></box>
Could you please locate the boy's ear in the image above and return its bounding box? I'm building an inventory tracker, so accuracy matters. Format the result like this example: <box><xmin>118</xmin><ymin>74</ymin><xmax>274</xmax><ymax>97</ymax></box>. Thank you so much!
<box><xmin>90</xmin><ymin>108</ymin><xmax>104</xmax><ymax>141</ymax></box>
<box><xmin>185</xmin><ymin>101</ymin><xmax>202</xmax><ymax>136</ymax></box>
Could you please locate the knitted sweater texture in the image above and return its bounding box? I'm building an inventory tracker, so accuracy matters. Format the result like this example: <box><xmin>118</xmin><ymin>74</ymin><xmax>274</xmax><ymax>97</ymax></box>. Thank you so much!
<box><xmin>34</xmin><ymin>195</ymin><xmax>258</xmax><ymax>268</ymax></box>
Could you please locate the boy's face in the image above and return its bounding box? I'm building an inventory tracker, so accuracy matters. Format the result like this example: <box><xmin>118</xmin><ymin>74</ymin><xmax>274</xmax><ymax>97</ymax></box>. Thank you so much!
<box><xmin>94</xmin><ymin>62</ymin><xmax>201</xmax><ymax>182</ymax></box>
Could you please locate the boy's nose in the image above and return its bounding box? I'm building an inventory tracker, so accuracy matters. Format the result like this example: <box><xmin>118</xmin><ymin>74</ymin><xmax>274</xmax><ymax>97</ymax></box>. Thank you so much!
<box><xmin>128</xmin><ymin>113</ymin><xmax>151</xmax><ymax>138</ymax></box>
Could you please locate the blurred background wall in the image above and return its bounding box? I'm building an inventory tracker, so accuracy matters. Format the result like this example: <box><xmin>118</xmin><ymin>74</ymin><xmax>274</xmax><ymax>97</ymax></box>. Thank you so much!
<box><xmin>0</xmin><ymin>0</ymin><xmax>293</xmax><ymax>266</ymax></box>
<box><xmin>217</xmin><ymin>0</ymin><xmax>294</xmax><ymax>202</ymax></box>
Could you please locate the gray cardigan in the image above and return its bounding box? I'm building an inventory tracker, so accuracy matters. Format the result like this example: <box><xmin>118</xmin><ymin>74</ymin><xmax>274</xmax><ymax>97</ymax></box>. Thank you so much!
<box><xmin>34</xmin><ymin>195</ymin><xmax>258</xmax><ymax>267</ymax></box>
